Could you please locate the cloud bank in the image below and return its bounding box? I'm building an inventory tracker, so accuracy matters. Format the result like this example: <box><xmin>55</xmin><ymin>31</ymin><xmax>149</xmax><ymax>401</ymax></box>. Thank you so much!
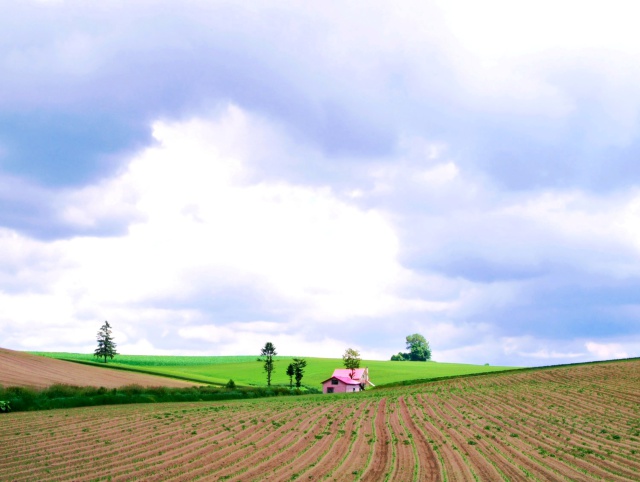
<box><xmin>1</xmin><ymin>1</ymin><xmax>640</xmax><ymax>364</ymax></box>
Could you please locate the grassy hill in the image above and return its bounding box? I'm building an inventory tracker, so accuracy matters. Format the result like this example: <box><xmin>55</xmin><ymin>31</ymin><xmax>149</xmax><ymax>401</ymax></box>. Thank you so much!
<box><xmin>30</xmin><ymin>352</ymin><xmax>517</xmax><ymax>387</ymax></box>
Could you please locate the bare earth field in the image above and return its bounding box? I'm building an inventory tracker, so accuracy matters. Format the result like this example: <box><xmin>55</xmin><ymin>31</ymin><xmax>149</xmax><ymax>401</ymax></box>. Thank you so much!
<box><xmin>0</xmin><ymin>348</ymin><xmax>196</xmax><ymax>389</ymax></box>
<box><xmin>0</xmin><ymin>358</ymin><xmax>638</xmax><ymax>481</ymax></box>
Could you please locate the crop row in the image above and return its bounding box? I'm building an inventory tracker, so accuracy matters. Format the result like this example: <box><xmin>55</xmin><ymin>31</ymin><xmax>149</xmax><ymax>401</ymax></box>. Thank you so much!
<box><xmin>0</xmin><ymin>359</ymin><xmax>637</xmax><ymax>481</ymax></box>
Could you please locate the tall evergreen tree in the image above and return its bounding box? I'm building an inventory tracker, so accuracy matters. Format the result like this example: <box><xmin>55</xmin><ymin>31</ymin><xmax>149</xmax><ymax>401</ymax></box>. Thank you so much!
<box><xmin>258</xmin><ymin>342</ymin><xmax>277</xmax><ymax>386</ymax></box>
<box><xmin>94</xmin><ymin>320</ymin><xmax>117</xmax><ymax>363</ymax></box>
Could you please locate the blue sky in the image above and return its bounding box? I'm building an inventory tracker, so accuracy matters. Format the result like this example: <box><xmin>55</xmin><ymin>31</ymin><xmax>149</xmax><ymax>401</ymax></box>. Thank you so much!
<box><xmin>1</xmin><ymin>1</ymin><xmax>639</xmax><ymax>365</ymax></box>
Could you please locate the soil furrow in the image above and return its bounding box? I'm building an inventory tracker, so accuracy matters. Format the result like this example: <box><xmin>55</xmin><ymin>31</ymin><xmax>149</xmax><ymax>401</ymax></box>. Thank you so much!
<box><xmin>360</xmin><ymin>398</ymin><xmax>393</xmax><ymax>481</ymax></box>
<box><xmin>398</xmin><ymin>396</ymin><xmax>442</xmax><ymax>482</ymax></box>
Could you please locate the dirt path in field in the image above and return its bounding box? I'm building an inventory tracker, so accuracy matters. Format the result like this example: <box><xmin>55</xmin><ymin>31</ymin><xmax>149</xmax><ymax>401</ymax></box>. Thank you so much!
<box><xmin>0</xmin><ymin>348</ymin><xmax>196</xmax><ymax>388</ymax></box>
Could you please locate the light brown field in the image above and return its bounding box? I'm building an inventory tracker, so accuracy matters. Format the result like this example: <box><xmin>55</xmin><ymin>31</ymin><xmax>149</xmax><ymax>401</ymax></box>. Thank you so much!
<box><xmin>0</xmin><ymin>348</ymin><xmax>196</xmax><ymax>388</ymax></box>
<box><xmin>0</xmin><ymin>358</ymin><xmax>638</xmax><ymax>481</ymax></box>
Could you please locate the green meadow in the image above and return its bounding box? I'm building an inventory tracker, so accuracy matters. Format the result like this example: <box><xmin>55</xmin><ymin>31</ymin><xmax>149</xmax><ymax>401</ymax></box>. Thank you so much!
<box><xmin>31</xmin><ymin>352</ymin><xmax>517</xmax><ymax>388</ymax></box>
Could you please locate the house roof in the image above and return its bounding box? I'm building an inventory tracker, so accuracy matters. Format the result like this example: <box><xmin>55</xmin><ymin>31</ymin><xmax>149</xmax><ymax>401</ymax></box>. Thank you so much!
<box><xmin>329</xmin><ymin>376</ymin><xmax>361</xmax><ymax>385</ymax></box>
<box><xmin>321</xmin><ymin>368</ymin><xmax>369</xmax><ymax>385</ymax></box>
<box><xmin>331</xmin><ymin>368</ymin><xmax>367</xmax><ymax>380</ymax></box>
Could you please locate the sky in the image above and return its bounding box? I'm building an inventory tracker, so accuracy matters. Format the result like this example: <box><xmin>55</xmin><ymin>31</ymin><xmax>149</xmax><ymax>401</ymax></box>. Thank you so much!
<box><xmin>1</xmin><ymin>0</ymin><xmax>640</xmax><ymax>366</ymax></box>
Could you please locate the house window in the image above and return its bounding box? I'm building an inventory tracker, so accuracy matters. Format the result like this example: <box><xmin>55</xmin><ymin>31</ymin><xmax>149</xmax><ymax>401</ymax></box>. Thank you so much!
<box><xmin>331</xmin><ymin>379</ymin><xmax>339</xmax><ymax>385</ymax></box>
<box><xmin>327</xmin><ymin>387</ymin><xmax>334</xmax><ymax>393</ymax></box>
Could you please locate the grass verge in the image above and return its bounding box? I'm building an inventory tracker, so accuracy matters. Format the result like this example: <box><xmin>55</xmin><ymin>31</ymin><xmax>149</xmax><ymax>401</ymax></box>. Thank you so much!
<box><xmin>0</xmin><ymin>383</ymin><xmax>321</xmax><ymax>413</ymax></box>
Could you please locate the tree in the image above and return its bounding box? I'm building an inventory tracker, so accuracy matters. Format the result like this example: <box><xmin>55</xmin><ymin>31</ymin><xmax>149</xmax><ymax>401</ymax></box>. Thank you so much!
<box><xmin>390</xmin><ymin>334</ymin><xmax>431</xmax><ymax>361</ymax></box>
<box><xmin>94</xmin><ymin>320</ymin><xmax>117</xmax><ymax>363</ymax></box>
<box><xmin>292</xmin><ymin>358</ymin><xmax>307</xmax><ymax>388</ymax></box>
<box><xmin>390</xmin><ymin>352</ymin><xmax>410</xmax><ymax>361</ymax></box>
<box><xmin>406</xmin><ymin>333</ymin><xmax>431</xmax><ymax>361</ymax></box>
<box><xmin>286</xmin><ymin>363</ymin><xmax>295</xmax><ymax>388</ymax></box>
<box><xmin>258</xmin><ymin>342</ymin><xmax>277</xmax><ymax>386</ymax></box>
<box><xmin>342</xmin><ymin>348</ymin><xmax>361</xmax><ymax>378</ymax></box>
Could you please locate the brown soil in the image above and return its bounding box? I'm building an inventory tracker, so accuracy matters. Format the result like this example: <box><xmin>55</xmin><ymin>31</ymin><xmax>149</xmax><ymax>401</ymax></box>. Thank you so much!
<box><xmin>0</xmin><ymin>359</ymin><xmax>638</xmax><ymax>482</ymax></box>
<box><xmin>301</xmin><ymin>400</ymin><xmax>374</xmax><ymax>481</ymax></box>
<box><xmin>360</xmin><ymin>398</ymin><xmax>393</xmax><ymax>480</ymax></box>
<box><xmin>398</xmin><ymin>396</ymin><xmax>442</xmax><ymax>481</ymax></box>
<box><xmin>0</xmin><ymin>347</ymin><xmax>196</xmax><ymax>388</ymax></box>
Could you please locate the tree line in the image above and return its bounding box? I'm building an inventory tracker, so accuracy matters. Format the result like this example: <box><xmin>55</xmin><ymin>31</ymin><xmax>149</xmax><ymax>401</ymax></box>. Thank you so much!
<box><xmin>258</xmin><ymin>342</ymin><xmax>308</xmax><ymax>388</ymax></box>
<box><xmin>94</xmin><ymin>323</ymin><xmax>430</xmax><ymax>390</ymax></box>
<box><xmin>258</xmin><ymin>343</ymin><xmax>366</xmax><ymax>388</ymax></box>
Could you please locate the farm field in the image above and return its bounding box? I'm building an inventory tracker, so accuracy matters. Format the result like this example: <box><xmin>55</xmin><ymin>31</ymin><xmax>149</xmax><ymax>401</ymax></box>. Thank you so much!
<box><xmin>0</xmin><ymin>348</ymin><xmax>196</xmax><ymax>389</ymax></box>
<box><xmin>30</xmin><ymin>351</ymin><xmax>516</xmax><ymax>387</ymax></box>
<box><xmin>1</xmin><ymin>358</ymin><xmax>638</xmax><ymax>481</ymax></box>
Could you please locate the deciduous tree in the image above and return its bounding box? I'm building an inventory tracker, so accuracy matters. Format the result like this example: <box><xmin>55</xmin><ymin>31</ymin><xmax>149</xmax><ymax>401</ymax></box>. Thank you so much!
<box><xmin>286</xmin><ymin>363</ymin><xmax>294</xmax><ymax>388</ymax></box>
<box><xmin>342</xmin><ymin>348</ymin><xmax>361</xmax><ymax>378</ymax></box>
<box><xmin>406</xmin><ymin>333</ymin><xmax>431</xmax><ymax>361</ymax></box>
<box><xmin>94</xmin><ymin>320</ymin><xmax>117</xmax><ymax>363</ymax></box>
<box><xmin>292</xmin><ymin>358</ymin><xmax>307</xmax><ymax>388</ymax></box>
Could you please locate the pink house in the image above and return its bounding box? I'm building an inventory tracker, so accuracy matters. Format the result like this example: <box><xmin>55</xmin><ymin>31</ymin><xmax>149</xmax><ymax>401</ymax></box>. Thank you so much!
<box><xmin>321</xmin><ymin>367</ymin><xmax>374</xmax><ymax>394</ymax></box>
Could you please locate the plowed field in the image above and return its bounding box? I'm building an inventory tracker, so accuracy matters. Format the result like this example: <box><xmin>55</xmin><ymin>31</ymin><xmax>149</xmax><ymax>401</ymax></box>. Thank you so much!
<box><xmin>1</xmin><ymin>359</ymin><xmax>638</xmax><ymax>481</ymax></box>
<box><xmin>0</xmin><ymin>348</ymin><xmax>196</xmax><ymax>388</ymax></box>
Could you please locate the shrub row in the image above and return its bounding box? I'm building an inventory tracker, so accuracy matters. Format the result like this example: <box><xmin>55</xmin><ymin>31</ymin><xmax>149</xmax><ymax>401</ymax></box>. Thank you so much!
<box><xmin>0</xmin><ymin>383</ymin><xmax>321</xmax><ymax>413</ymax></box>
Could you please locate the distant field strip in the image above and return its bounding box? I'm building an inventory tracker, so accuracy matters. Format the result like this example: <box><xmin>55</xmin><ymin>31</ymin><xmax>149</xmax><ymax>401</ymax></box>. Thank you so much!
<box><xmin>1</xmin><ymin>359</ymin><xmax>637</xmax><ymax>481</ymax></box>
<box><xmin>30</xmin><ymin>352</ymin><xmax>516</xmax><ymax>387</ymax></box>
<box><xmin>29</xmin><ymin>352</ymin><xmax>260</xmax><ymax>366</ymax></box>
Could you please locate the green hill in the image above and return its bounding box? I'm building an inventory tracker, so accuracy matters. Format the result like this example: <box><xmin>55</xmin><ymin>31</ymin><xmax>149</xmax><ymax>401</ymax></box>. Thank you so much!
<box><xmin>30</xmin><ymin>352</ymin><xmax>517</xmax><ymax>387</ymax></box>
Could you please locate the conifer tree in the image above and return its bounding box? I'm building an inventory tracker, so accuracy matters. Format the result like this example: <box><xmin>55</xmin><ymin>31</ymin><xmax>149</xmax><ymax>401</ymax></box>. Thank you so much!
<box><xmin>94</xmin><ymin>320</ymin><xmax>117</xmax><ymax>363</ymax></box>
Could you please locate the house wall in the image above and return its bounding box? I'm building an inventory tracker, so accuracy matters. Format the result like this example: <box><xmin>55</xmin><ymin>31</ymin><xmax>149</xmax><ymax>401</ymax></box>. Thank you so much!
<box><xmin>322</xmin><ymin>379</ymin><xmax>361</xmax><ymax>394</ymax></box>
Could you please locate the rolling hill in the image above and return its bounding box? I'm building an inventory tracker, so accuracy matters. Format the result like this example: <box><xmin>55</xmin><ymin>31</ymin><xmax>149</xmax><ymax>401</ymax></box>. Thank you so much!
<box><xmin>0</xmin><ymin>348</ymin><xmax>198</xmax><ymax>389</ymax></box>
<box><xmin>0</xmin><ymin>357</ymin><xmax>637</xmax><ymax>481</ymax></box>
<box><xmin>30</xmin><ymin>351</ymin><xmax>516</xmax><ymax>387</ymax></box>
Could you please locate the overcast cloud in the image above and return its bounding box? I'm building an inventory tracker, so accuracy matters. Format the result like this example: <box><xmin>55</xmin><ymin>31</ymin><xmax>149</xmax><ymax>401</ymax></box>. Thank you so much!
<box><xmin>1</xmin><ymin>1</ymin><xmax>639</xmax><ymax>365</ymax></box>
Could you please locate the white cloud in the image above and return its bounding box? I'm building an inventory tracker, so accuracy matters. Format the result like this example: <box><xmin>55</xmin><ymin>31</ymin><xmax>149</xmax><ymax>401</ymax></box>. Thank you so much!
<box><xmin>518</xmin><ymin>349</ymin><xmax>584</xmax><ymax>360</ymax></box>
<box><xmin>70</xmin><ymin>106</ymin><xmax>419</xmax><ymax>321</ymax></box>
<box><xmin>1</xmin><ymin>105</ymin><xmax>433</xmax><ymax>354</ymax></box>
<box><xmin>436</xmin><ymin>1</ymin><xmax>640</xmax><ymax>60</ymax></box>
<box><xmin>3</xmin><ymin>3</ymin><xmax>640</xmax><ymax>365</ymax></box>
<box><xmin>421</xmin><ymin>162</ymin><xmax>459</xmax><ymax>185</ymax></box>
<box><xmin>178</xmin><ymin>324</ymin><xmax>355</xmax><ymax>359</ymax></box>
<box><xmin>585</xmin><ymin>341</ymin><xmax>629</xmax><ymax>360</ymax></box>
<box><xmin>3</xmin><ymin>103</ymin><xmax>640</xmax><ymax>364</ymax></box>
